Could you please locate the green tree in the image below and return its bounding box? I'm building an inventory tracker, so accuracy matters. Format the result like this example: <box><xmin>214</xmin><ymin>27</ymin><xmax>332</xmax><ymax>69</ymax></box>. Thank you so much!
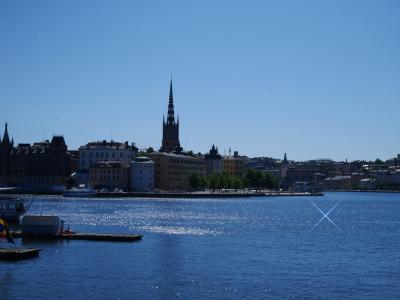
<box><xmin>189</xmin><ymin>173</ymin><xmax>200</xmax><ymax>191</ymax></box>
<box><xmin>199</xmin><ymin>176</ymin><xmax>208</xmax><ymax>189</ymax></box>
<box><xmin>232</xmin><ymin>176</ymin><xmax>243</xmax><ymax>190</ymax></box>
<box><xmin>208</xmin><ymin>174</ymin><xmax>219</xmax><ymax>190</ymax></box>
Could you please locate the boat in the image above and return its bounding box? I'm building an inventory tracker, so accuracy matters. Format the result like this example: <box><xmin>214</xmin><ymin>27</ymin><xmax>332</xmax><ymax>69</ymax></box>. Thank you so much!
<box><xmin>63</xmin><ymin>186</ymin><xmax>96</xmax><ymax>198</ymax></box>
<box><xmin>0</xmin><ymin>187</ymin><xmax>32</xmax><ymax>223</ymax></box>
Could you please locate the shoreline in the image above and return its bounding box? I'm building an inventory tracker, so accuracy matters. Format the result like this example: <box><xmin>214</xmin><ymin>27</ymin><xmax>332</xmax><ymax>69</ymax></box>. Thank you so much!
<box><xmin>94</xmin><ymin>191</ymin><xmax>324</xmax><ymax>198</ymax></box>
<box><xmin>8</xmin><ymin>189</ymin><xmax>400</xmax><ymax>198</ymax></box>
<box><xmin>11</xmin><ymin>191</ymin><xmax>323</xmax><ymax>198</ymax></box>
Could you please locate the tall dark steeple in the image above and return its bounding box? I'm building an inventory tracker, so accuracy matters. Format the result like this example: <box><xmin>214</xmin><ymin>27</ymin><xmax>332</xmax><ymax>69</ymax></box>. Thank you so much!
<box><xmin>282</xmin><ymin>153</ymin><xmax>288</xmax><ymax>165</ymax></box>
<box><xmin>0</xmin><ymin>123</ymin><xmax>13</xmax><ymax>181</ymax></box>
<box><xmin>2</xmin><ymin>122</ymin><xmax>10</xmax><ymax>145</ymax></box>
<box><xmin>160</xmin><ymin>78</ymin><xmax>181</xmax><ymax>152</ymax></box>
<box><xmin>167</xmin><ymin>79</ymin><xmax>175</xmax><ymax>124</ymax></box>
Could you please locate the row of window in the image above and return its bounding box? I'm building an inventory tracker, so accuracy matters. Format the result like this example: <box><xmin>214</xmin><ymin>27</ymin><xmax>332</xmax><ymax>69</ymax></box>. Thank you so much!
<box><xmin>168</xmin><ymin>164</ymin><xmax>204</xmax><ymax>171</ymax></box>
<box><xmin>91</xmin><ymin>169</ymin><xmax>124</xmax><ymax>174</ymax></box>
<box><xmin>81</xmin><ymin>151</ymin><xmax>133</xmax><ymax>159</ymax></box>
<box><xmin>90</xmin><ymin>176</ymin><xmax>122</xmax><ymax>181</ymax></box>
<box><xmin>169</xmin><ymin>158</ymin><xmax>203</xmax><ymax>165</ymax></box>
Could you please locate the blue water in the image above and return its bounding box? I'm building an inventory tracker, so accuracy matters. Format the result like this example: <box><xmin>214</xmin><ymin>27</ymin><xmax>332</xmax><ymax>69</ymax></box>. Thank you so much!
<box><xmin>1</xmin><ymin>192</ymin><xmax>400</xmax><ymax>299</ymax></box>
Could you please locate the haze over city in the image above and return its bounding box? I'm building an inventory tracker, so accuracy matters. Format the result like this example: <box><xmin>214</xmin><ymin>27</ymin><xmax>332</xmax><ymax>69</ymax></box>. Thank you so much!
<box><xmin>1</xmin><ymin>0</ymin><xmax>399</xmax><ymax>161</ymax></box>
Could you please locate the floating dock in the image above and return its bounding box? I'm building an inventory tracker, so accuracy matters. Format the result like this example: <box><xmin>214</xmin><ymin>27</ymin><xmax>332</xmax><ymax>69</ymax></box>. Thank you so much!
<box><xmin>10</xmin><ymin>231</ymin><xmax>143</xmax><ymax>242</ymax></box>
<box><xmin>0</xmin><ymin>248</ymin><xmax>41</xmax><ymax>261</ymax></box>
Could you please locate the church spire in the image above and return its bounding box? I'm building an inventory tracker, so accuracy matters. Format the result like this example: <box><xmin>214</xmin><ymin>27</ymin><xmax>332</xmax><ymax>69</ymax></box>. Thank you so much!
<box><xmin>167</xmin><ymin>78</ymin><xmax>175</xmax><ymax>124</ymax></box>
<box><xmin>161</xmin><ymin>78</ymin><xmax>181</xmax><ymax>152</ymax></box>
<box><xmin>282</xmin><ymin>153</ymin><xmax>288</xmax><ymax>164</ymax></box>
<box><xmin>2</xmin><ymin>122</ymin><xmax>10</xmax><ymax>145</ymax></box>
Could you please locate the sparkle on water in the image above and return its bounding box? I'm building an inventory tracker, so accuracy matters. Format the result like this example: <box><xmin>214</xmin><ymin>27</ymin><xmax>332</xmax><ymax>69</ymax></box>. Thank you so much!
<box><xmin>1</xmin><ymin>192</ymin><xmax>400</xmax><ymax>299</ymax></box>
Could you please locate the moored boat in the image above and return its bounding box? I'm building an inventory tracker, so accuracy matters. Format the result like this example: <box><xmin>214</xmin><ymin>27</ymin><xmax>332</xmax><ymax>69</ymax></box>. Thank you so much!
<box><xmin>0</xmin><ymin>187</ymin><xmax>32</xmax><ymax>223</ymax></box>
<box><xmin>63</xmin><ymin>186</ymin><xmax>96</xmax><ymax>198</ymax></box>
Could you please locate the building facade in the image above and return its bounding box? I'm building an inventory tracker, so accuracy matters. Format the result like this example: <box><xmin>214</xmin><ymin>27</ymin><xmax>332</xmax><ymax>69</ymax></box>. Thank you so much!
<box><xmin>130</xmin><ymin>157</ymin><xmax>155</xmax><ymax>191</ymax></box>
<box><xmin>147</xmin><ymin>152</ymin><xmax>206</xmax><ymax>191</ymax></box>
<box><xmin>205</xmin><ymin>145</ymin><xmax>222</xmax><ymax>175</ymax></box>
<box><xmin>0</xmin><ymin>123</ymin><xmax>78</xmax><ymax>191</ymax></box>
<box><xmin>89</xmin><ymin>161</ymin><xmax>130</xmax><ymax>190</ymax></box>
<box><xmin>79</xmin><ymin>140</ymin><xmax>137</xmax><ymax>171</ymax></box>
<box><xmin>160</xmin><ymin>80</ymin><xmax>182</xmax><ymax>153</ymax></box>
<box><xmin>222</xmin><ymin>151</ymin><xmax>245</xmax><ymax>176</ymax></box>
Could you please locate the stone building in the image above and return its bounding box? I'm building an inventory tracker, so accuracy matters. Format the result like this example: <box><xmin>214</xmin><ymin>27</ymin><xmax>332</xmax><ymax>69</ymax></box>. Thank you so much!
<box><xmin>205</xmin><ymin>145</ymin><xmax>222</xmax><ymax>175</ymax></box>
<box><xmin>160</xmin><ymin>80</ymin><xmax>182</xmax><ymax>153</ymax></box>
<box><xmin>147</xmin><ymin>151</ymin><xmax>206</xmax><ymax>191</ymax></box>
<box><xmin>130</xmin><ymin>157</ymin><xmax>155</xmax><ymax>191</ymax></box>
<box><xmin>79</xmin><ymin>140</ymin><xmax>137</xmax><ymax>171</ymax></box>
<box><xmin>0</xmin><ymin>123</ymin><xmax>78</xmax><ymax>191</ymax></box>
<box><xmin>89</xmin><ymin>161</ymin><xmax>130</xmax><ymax>190</ymax></box>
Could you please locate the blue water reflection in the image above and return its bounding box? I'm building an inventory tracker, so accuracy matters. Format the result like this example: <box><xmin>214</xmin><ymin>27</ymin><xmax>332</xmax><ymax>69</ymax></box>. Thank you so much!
<box><xmin>1</xmin><ymin>192</ymin><xmax>400</xmax><ymax>299</ymax></box>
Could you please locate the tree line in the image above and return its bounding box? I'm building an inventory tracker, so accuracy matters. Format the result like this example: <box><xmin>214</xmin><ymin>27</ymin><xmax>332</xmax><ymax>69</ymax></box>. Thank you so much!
<box><xmin>189</xmin><ymin>169</ymin><xmax>278</xmax><ymax>191</ymax></box>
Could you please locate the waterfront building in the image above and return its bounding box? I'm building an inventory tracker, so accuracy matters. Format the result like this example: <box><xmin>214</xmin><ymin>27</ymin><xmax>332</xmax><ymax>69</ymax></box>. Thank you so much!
<box><xmin>160</xmin><ymin>80</ymin><xmax>182</xmax><ymax>153</ymax></box>
<box><xmin>147</xmin><ymin>151</ymin><xmax>206</xmax><ymax>191</ymax></box>
<box><xmin>0</xmin><ymin>123</ymin><xmax>78</xmax><ymax>191</ymax></box>
<box><xmin>222</xmin><ymin>151</ymin><xmax>245</xmax><ymax>176</ymax></box>
<box><xmin>280</xmin><ymin>153</ymin><xmax>290</xmax><ymax>178</ymax></box>
<box><xmin>205</xmin><ymin>145</ymin><xmax>222</xmax><ymax>175</ymax></box>
<box><xmin>130</xmin><ymin>157</ymin><xmax>155</xmax><ymax>191</ymax></box>
<box><xmin>79</xmin><ymin>140</ymin><xmax>137</xmax><ymax>171</ymax></box>
<box><xmin>89</xmin><ymin>161</ymin><xmax>130</xmax><ymax>190</ymax></box>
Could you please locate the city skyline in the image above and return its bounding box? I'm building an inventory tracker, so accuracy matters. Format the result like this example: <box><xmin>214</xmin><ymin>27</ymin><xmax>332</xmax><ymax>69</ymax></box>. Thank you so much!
<box><xmin>1</xmin><ymin>1</ymin><xmax>399</xmax><ymax>161</ymax></box>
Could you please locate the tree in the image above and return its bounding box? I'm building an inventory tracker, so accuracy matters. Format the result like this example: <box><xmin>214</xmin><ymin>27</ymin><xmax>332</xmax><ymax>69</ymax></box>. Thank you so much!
<box><xmin>208</xmin><ymin>174</ymin><xmax>219</xmax><ymax>190</ymax></box>
<box><xmin>189</xmin><ymin>173</ymin><xmax>200</xmax><ymax>191</ymax></box>
<box><xmin>244</xmin><ymin>169</ymin><xmax>278</xmax><ymax>190</ymax></box>
<box><xmin>146</xmin><ymin>147</ymin><xmax>154</xmax><ymax>153</ymax></box>
<box><xmin>232</xmin><ymin>176</ymin><xmax>243</xmax><ymax>190</ymax></box>
<box><xmin>199</xmin><ymin>176</ymin><xmax>208</xmax><ymax>189</ymax></box>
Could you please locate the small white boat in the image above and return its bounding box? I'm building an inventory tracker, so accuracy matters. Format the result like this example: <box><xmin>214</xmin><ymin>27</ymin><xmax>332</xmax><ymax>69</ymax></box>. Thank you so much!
<box><xmin>63</xmin><ymin>186</ymin><xmax>96</xmax><ymax>198</ymax></box>
<box><xmin>0</xmin><ymin>187</ymin><xmax>32</xmax><ymax>223</ymax></box>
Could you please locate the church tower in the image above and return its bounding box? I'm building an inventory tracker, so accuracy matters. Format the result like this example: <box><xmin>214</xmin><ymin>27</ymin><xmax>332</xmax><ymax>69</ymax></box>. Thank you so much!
<box><xmin>160</xmin><ymin>79</ymin><xmax>182</xmax><ymax>153</ymax></box>
<box><xmin>0</xmin><ymin>123</ymin><xmax>13</xmax><ymax>181</ymax></box>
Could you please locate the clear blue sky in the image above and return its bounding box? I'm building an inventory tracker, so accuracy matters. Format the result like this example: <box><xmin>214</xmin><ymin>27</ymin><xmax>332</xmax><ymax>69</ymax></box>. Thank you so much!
<box><xmin>0</xmin><ymin>0</ymin><xmax>399</xmax><ymax>161</ymax></box>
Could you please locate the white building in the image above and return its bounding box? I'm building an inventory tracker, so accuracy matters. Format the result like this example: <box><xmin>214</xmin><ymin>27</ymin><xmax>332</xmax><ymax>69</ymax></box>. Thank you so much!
<box><xmin>130</xmin><ymin>157</ymin><xmax>155</xmax><ymax>191</ymax></box>
<box><xmin>79</xmin><ymin>140</ymin><xmax>137</xmax><ymax>171</ymax></box>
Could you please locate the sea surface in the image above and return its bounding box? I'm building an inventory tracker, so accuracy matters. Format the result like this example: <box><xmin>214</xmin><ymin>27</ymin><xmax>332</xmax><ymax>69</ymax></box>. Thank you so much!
<box><xmin>1</xmin><ymin>192</ymin><xmax>400</xmax><ymax>299</ymax></box>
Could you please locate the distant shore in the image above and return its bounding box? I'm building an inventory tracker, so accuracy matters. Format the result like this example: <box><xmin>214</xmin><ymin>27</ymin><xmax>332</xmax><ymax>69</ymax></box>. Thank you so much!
<box><xmin>11</xmin><ymin>190</ymin><xmax>324</xmax><ymax>198</ymax></box>
<box><xmin>72</xmin><ymin>191</ymin><xmax>324</xmax><ymax>198</ymax></box>
<box><xmin>9</xmin><ymin>189</ymin><xmax>400</xmax><ymax>198</ymax></box>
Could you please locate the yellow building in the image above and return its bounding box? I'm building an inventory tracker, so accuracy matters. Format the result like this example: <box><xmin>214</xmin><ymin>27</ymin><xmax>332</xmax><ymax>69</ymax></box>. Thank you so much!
<box><xmin>147</xmin><ymin>152</ymin><xmax>206</xmax><ymax>191</ymax></box>
<box><xmin>222</xmin><ymin>153</ymin><xmax>246</xmax><ymax>176</ymax></box>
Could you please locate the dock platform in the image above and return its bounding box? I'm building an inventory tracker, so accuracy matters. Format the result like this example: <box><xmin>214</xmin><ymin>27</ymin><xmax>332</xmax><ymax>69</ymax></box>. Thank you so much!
<box><xmin>0</xmin><ymin>248</ymin><xmax>41</xmax><ymax>261</ymax></box>
<box><xmin>10</xmin><ymin>231</ymin><xmax>143</xmax><ymax>242</ymax></box>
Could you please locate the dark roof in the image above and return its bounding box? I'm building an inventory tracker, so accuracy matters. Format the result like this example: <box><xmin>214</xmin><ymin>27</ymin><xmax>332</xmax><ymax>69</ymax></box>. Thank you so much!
<box><xmin>81</xmin><ymin>140</ymin><xmax>137</xmax><ymax>150</ymax></box>
<box><xmin>205</xmin><ymin>144</ymin><xmax>222</xmax><ymax>160</ymax></box>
